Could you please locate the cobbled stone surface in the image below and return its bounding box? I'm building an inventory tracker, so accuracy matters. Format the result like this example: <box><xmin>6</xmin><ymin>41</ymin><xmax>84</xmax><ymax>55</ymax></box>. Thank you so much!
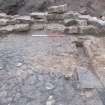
<box><xmin>0</xmin><ymin>33</ymin><xmax>104</xmax><ymax>105</ymax></box>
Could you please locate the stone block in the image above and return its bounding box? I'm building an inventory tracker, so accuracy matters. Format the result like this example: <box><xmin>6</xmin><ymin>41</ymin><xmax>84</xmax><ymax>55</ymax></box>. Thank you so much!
<box><xmin>0</xmin><ymin>19</ymin><xmax>9</xmax><ymax>26</ymax></box>
<box><xmin>48</xmin><ymin>4</ymin><xmax>67</xmax><ymax>13</ymax></box>
<box><xmin>64</xmin><ymin>19</ymin><xmax>78</xmax><ymax>26</ymax></box>
<box><xmin>79</xmin><ymin>25</ymin><xmax>99</xmax><ymax>35</ymax></box>
<box><xmin>9</xmin><ymin>16</ymin><xmax>34</xmax><ymax>25</ymax></box>
<box><xmin>64</xmin><ymin>19</ymin><xmax>87</xmax><ymax>26</ymax></box>
<box><xmin>64</xmin><ymin>11</ymin><xmax>80</xmax><ymax>19</ymax></box>
<box><xmin>46</xmin><ymin>23</ymin><xmax>65</xmax><ymax>33</ymax></box>
<box><xmin>77</xmin><ymin>67</ymin><xmax>102</xmax><ymax>89</ymax></box>
<box><xmin>47</xmin><ymin>13</ymin><xmax>64</xmax><ymax>21</ymax></box>
<box><xmin>30</xmin><ymin>12</ymin><xmax>47</xmax><ymax>19</ymax></box>
<box><xmin>31</xmin><ymin>24</ymin><xmax>45</xmax><ymax>30</ymax></box>
<box><xmin>0</xmin><ymin>25</ymin><xmax>14</xmax><ymax>34</ymax></box>
<box><xmin>13</xmin><ymin>24</ymin><xmax>30</xmax><ymax>32</ymax></box>
<box><xmin>77</xmin><ymin>19</ymin><xmax>87</xmax><ymax>26</ymax></box>
<box><xmin>65</xmin><ymin>26</ymin><xmax>79</xmax><ymax>34</ymax></box>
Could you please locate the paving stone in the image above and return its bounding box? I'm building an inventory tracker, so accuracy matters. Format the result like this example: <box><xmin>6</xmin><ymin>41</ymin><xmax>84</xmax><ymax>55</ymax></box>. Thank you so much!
<box><xmin>48</xmin><ymin>4</ymin><xmax>67</xmax><ymax>13</ymax></box>
<box><xmin>81</xmin><ymin>89</ymin><xmax>103</xmax><ymax>105</ymax></box>
<box><xmin>77</xmin><ymin>67</ymin><xmax>102</xmax><ymax>89</ymax></box>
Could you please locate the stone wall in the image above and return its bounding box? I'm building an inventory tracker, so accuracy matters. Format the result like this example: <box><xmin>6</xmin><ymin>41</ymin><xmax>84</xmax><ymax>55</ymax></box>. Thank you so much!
<box><xmin>0</xmin><ymin>0</ymin><xmax>105</xmax><ymax>16</ymax></box>
<box><xmin>0</xmin><ymin>4</ymin><xmax>105</xmax><ymax>35</ymax></box>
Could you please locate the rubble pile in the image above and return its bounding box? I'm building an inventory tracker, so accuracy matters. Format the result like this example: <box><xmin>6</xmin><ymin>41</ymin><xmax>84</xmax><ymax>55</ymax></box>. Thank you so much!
<box><xmin>0</xmin><ymin>4</ymin><xmax>105</xmax><ymax>35</ymax></box>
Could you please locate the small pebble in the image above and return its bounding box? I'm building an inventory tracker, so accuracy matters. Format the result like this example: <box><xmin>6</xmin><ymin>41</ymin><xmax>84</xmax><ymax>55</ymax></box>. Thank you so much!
<box><xmin>0</xmin><ymin>66</ymin><xmax>3</xmax><ymax>70</ymax></box>
<box><xmin>64</xmin><ymin>73</ymin><xmax>72</xmax><ymax>80</ymax></box>
<box><xmin>46</xmin><ymin>96</ymin><xmax>55</xmax><ymax>105</ymax></box>
<box><xmin>45</xmin><ymin>82</ymin><xmax>54</xmax><ymax>90</ymax></box>
<box><xmin>16</xmin><ymin>63</ymin><xmax>23</xmax><ymax>67</ymax></box>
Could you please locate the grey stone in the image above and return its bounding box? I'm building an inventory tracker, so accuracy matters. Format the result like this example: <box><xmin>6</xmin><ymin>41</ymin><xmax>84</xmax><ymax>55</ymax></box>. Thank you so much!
<box><xmin>47</xmin><ymin>13</ymin><xmax>64</xmax><ymax>21</ymax></box>
<box><xmin>16</xmin><ymin>62</ymin><xmax>23</xmax><ymax>67</ymax></box>
<box><xmin>64</xmin><ymin>73</ymin><xmax>72</xmax><ymax>80</ymax></box>
<box><xmin>31</xmin><ymin>24</ymin><xmax>45</xmax><ymax>30</ymax></box>
<box><xmin>0</xmin><ymin>19</ymin><xmax>9</xmax><ymax>26</ymax></box>
<box><xmin>64</xmin><ymin>19</ymin><xmax>78</xmax><ymax>26</ymax></box>
<box><xmin>0</xmin><ymin>24</ymin><xmax>30</xmax><ymax>33</ymax></box>
<box><xmin>65</xmin><ymin>26</ymin><xmax>79</xmax><ymax>34</ymax></box>
<box><xmin>64</xmin><ymin>11</ymin><xmax>80</xmax><ymax>19</ymax></box>
<box><xmin>0</xmin><ymin>25</ymin><xmax>14</xmax><ymax>34</ymax></box>
<box><xmin>0</xmin><ymin>13</ymin><xmax>9</xmax><ymax>19</ymax></box>
<box><xmin>77</xmin><ymin>67</ymin><xmax>102</xmax><ymax>89</ymax></box>
<box><xmin>46</xmin><ymin>23</ymin><xmax>65</xmax><ymax>33</ymax></box>
<box><xmin>77</xmin><ymin>19</ymin><xmax>87</xmax><ymax>26</ymax></box>
<box><xmin>79</xmin><ymin>25</ymin><xmax>98</xmax><ymax>35</ymax></box>
<box><xmin>46</xmin><ymin>96</ymin><xmax>55</xmax><ymax>105</ymax></box>
<box><xmin>101</xmin><ymin>16</ymin><xmax>105</xmax><ymax>21</ymax></box>
<box><xmin>45</xmin><ymin>82</ymin><xmax>54</xmax><ymax>90</ymax></box>
<box><xmin>48</xmin><ymin>4</ymin><xmax>67</xmax><ymax>13</ymax></box>
<box><xmin>13</xmin><ymin>24</ymin><xmax>30</xmax><ymax>32</ymax></box>
<box><xmin>64</xmin><ymin>19</ymin><xmax>87</xmax><ymax>26</ymax></box>
<box><xmin>30</xmin><ymin>12</ymin><xmax>48</xmax><ymax>19</ymax></box>
<box><xmin>34</xmin><ymin>19</ymin><xmax>47</xmax><ymax>23</ymax></box>
<box><xmin>10</xmin><ymin>15</ymin><xmax>34</xmax><ymax>24</ymax></box>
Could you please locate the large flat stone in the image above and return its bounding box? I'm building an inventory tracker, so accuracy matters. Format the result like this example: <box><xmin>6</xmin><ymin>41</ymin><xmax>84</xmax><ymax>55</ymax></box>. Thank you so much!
<box><xmin>77</xmin><ymin>67</ymin><xmax>102</xmax><ymax>89</ymax></box>
<box><xmin>30</xmin><ymin>12</ymin><xmax>47</xmax><ymax>19</ymax></box>
<box><xmin>64</xmin><ymin>19</ymin><xmax>87</xmax><ymax>26</ymax></box>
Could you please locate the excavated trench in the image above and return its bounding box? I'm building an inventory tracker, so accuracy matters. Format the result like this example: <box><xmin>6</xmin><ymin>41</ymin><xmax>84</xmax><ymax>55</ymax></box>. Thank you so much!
<box><xmin>0</xmin><ymin>4</ymin><xmax>105</xmax><ymax>105</ymax></box>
